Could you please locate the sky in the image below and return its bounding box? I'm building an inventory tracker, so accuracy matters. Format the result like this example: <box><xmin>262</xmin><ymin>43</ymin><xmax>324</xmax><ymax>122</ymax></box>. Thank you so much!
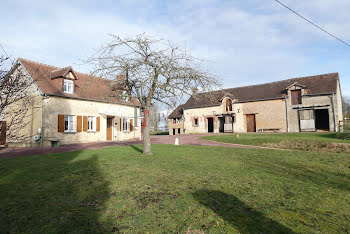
<box><xmin>1</xmin><ymin>0</ymin><xmax>350</xmax><ymax>99</ymax></box>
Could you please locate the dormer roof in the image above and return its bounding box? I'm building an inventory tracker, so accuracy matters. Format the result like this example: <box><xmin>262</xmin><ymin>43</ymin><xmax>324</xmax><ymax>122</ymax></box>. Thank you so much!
<box><xmin>285</xmin><ymin>82</ymin><xmax>307</xmax><ymax>90</ymax></box>
<box><xmin>50</xmin><ymin>66</ymin><xmax>78</xmax><ymax>80</ymax></box>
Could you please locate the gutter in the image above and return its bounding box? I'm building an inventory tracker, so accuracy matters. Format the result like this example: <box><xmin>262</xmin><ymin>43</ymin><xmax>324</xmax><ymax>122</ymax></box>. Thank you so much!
<box><xmin>285</xmin><ymin>97</ymin><xmax>289</xmax><ymax>132</ymax></box>
<box><xmin>42</xmin><ymin>93</ymin><xmax>141</xmax><ymax>107</ymax></box>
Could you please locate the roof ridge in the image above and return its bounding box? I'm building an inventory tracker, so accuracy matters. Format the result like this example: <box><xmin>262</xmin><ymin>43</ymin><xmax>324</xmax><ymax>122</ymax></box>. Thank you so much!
<box><xmin>18</xmin><ymin>57</ymin><xmax>113</xmax><ymax>82</ymax></box>
<box><xmin>18</xmin><ymin>58</ymin><xmax>61</xmax><ymax>70</ymax></box>
<box><xmin>198</xmin><ymin>72</ymin><xmax>339</xmax><ymax>95</ymax></box>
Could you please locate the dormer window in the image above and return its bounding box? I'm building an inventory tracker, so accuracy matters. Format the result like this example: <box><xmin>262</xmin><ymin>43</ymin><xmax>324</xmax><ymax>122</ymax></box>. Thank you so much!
<box><xmin>291</xmin><ymin>89</ymin><xmax>302</xmax><ymax>105</ymax></box>
<box><xmin>122</xmin><ymin>90</ymin><xmax>128</xmax><ymax>102</ymax></box>
<box><xmin>225</xmin><ymin>98</ymin><xmax>232</xmax><ymax>111</ymax></box>
<box><xmin>64</xmin><ymin>79</ymin><xmax>74</xmax><ymax>94</ymax></box>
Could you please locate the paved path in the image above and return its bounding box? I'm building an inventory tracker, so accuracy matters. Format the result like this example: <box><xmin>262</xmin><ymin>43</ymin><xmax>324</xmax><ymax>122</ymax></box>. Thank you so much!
<box><xmin>0</xmin><ymin>134</ymin><xmax>264</xmax><ymax>159</ymax></box>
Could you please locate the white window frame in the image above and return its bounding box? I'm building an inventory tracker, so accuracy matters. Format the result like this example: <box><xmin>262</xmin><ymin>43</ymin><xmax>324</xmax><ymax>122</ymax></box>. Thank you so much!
<box><xmin>63</xmin><ymin>79</ymin><xmax>74</xmax><ymax>94</ymax></box>
<box><xmin>123</xmin><ymin>118</ymin><xmax>130</xmax><ymax>133</ymax></box>
<box><xmin>64</xmin><ymin>115</ymin><xmax>76</xmax><ymax>132</ymax></box>
<box><xmin>87</xmin><ymin>116</ymin><xmax>96</xmax><ymax>131</ymax></box>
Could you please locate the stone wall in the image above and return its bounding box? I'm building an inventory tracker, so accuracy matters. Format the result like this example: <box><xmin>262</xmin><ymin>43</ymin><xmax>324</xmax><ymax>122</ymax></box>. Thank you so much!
<box><xmin>240</xmin><ymin>99</ymin><xmax>287</xmax><ymax>132</ymax></box>
<box><xmin>42</xmin><ymin>96</ymin><xmax>141</xmax><ymax>146</ymax></box>
<box><xmin>168</xmin><ymin>119</ymin><xmax>184</xmax><ymax>135</ymax></box>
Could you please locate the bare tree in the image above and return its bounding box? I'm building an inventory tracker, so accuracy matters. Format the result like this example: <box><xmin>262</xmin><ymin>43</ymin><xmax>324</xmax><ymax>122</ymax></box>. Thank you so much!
<box><xmin>85</xmin><ymin>34</ymin><xmax>221</xmax><ymax>155</ymax></box>
<box><xmin>0</xmin><ymin>55</ymin><xmax>38</xmax><ymax>144</ymax></box>
<box><xmin>343</xmin><ymin>95</ymin><xmax>350</xmax><ymax>118</ymax></box>
<box><xmin>149</xmin><ymin>104</ymin><xmax>159</xmax><ymax>133</ymax></box>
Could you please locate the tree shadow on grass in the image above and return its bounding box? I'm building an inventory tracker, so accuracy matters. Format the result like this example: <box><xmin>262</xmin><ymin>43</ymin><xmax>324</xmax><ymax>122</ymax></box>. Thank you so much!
<box><xmin>193</xmin><ymin>189</ymin><xmax>294</xmax><ymax>233</ymax></box>
<box><xmin>129</xmin><ymin>144</ymin><xmax>143</xmax><ymax>153</ymax></box>
<box><xmin>0</xmin><ymin>151</ymin><xmax>114</xmax><ymax>233</ymax></box>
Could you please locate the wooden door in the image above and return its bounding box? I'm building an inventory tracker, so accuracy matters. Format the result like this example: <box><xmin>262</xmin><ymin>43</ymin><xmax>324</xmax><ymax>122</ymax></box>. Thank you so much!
<box><xmin>246</xmin><ymin>114</ymin><xmax>256</xmax><ymax>132</ymax></box>
<box><xmin>207</xmin><ymin>117</ymin><xmax>214</xmax><ymax>133</ymax></box>
<box><xmin>106</xmin><ymin>117</ymin><xmax>113</xmax><ymax>140</ymax></box>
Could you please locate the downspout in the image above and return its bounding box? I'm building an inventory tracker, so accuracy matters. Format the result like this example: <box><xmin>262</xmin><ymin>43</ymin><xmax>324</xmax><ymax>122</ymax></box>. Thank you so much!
<box><xmin>40</xmin><ymin>94</ymin><xmax>44</xmax><ymax>148</ymax></box>
<box><xmin>331</xmin><ymin>94</ymin><xmax>337</xmax><ymax>132</ymax></box>
<box><xmin>285</xmin><ymin>97</ymin><xmax>289</xmax><ymax>132</ymax></box>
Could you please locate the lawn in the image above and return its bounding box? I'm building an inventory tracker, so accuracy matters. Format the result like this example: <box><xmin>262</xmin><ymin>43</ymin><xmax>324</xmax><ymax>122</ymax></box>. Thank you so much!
<box><xmin>203</xmin><ymin>133</ymin><xmax>350</xmax><ymax>152</ymax></box>
<box><xmin>0</xmin><ymin>145</ymin><xmax>349</xmax><ymax>233</ymax></box>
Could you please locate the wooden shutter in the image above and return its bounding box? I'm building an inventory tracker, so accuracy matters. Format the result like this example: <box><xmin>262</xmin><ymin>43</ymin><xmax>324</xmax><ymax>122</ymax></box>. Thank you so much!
<box><xmin>58</xmin><ymin>115</ymin><xmax>64</xmax><ymax>132</ymax></box>
<box><xmin>192</xmin><ymin>117</ymin><xmax>195</xmax><ymax>127</ymax></box>
<box><xmin>96</xmin><ymin>117</ymin><xmax>100</xmax><ymax>132</ymax></box>
<box><xmin>130</xmin><ymin>119</ymin><xmax>133</xmax><ymax>132</ymax></box>
<box><xmin>83</xmin><ymin>116</ymin><xmax>88</xmax><ymax>132</ymax></box>
<box><xmin>77</xmin><ymin>115</ymin><xmax>82</xmax><ymax>132</ymax></box>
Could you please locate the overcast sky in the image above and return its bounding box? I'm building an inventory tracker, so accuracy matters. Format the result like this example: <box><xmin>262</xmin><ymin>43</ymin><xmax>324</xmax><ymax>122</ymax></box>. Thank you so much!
<box><xmin>1</xmin><ymin>0</ymin><xmax>349</xmax><ymax>97</ymax></box>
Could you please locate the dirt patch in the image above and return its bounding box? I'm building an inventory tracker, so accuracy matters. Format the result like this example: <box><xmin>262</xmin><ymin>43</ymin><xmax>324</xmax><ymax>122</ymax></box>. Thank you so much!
<box><xmin>133</xmin><ymin>190</ymin><xmax>179</xmax><ymax>209</ymax></box>
<box><xmin>263</xmin><ymin>140</ymin><xmax>350</xmax><ymax>153</ymax></box>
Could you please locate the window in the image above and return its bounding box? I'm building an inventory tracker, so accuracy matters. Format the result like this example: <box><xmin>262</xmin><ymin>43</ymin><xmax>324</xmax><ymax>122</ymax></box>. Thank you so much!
<box><xmin>194</xmin><ymin>117</ymin><xmax>198</xmax><ymax>126</ymax></box>
<box><xmin>63</xmin><ymin>79</ymin><xmax>74</xmax><ymax>94</ymax></box>
<box><xmin>122</xmin><ymin>118</ymin><xmax>130</xmax><ymax>132</ymax></box>
<box><xmin>122</xmin><ymin>91</ymin><xmax>128</xmax><ymax>102</ymax></box>
<box><xmin>300</xmin><ymin>110</ymin><xmax>314</xmax><ymax>120</ymax></box>
<box><xmin>225</xmin><ymin>116</ymin><xmax>232</xmax><ymax>124</ymax></box>
<box><xmin>291</xmin><ymin>90</ymin><xmax>302</xmax><ymax>105</ymax></box>
<box><xmin>178</xmin><ymin>128</ymin><xmax>181</xmax><ymax>134</ymax></box>
<box><xmin>87</xmin><ymin>116</ymin><xmax>96</xmax><ymax>131</ymax></box>
<box><xmin>173</xmin><ymin>118</ymin><xmax>176</xmax><ymax>124</ymax></box>
<box><xmin>64</xmin><ymin>115</ymin><xmax>75</xmax><ymax>132</ymax></box>
<box><xmin>173</xmin><ymin>129</ymin><xmax>176</xmax><ymax>135</ymax></box>
<box><xmin>226</xmin><ymin>98</ymin><xmax>232</xmax><ymax>111</ymax></box>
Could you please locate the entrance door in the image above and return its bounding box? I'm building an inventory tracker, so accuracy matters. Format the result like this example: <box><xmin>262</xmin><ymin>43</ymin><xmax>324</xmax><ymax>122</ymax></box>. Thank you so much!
<box><xmin>208</xmin><ymin>117</ymin><xmax>214</xmax><ymax>133</ymax></box>
<box><xmin>246</xmin><ymin>114</ymin><xmax>256</xmax><ymax>132</ymax></box>
<box><xmin>315</xmin><ymin>109</ymin><xmax>330</xmax><ymax>131</ymax></box>
<box><xmin>106</xmin><ymin>117</ymin><xmax>113</xmax><ymax>140</ymax></box>
<box><xmin>219</xmin><ymin>117</ymin><xmax>224</xmax><ymax>133</ymax></box>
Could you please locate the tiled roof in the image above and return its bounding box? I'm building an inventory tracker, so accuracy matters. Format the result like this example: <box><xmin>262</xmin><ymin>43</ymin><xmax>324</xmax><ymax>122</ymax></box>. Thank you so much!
<box><xmin>182</xmin><ymin>73</ymin><xmax>339</xmax><ymax>110</ymax></box>
<box><xmin>168</xmin><ymin>104</ymin><xmax>184</xmax><ymax>119</ymax></box>
<box><xmin>18</xmin><ymin>58</ymin><xmax>140</xmax><ymax>106</ymax></box>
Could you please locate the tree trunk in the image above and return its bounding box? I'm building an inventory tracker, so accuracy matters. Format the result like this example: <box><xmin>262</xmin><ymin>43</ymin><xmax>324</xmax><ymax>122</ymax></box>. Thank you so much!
<box><xmin>143</xmin><ymin>112</ymin><xmax>152</xmax><ymax>155</ymax></box>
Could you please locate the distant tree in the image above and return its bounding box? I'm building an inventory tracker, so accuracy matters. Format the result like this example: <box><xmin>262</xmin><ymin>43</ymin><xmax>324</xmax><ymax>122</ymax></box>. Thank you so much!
<box><xmin>343</xmin><ymin>95</ymin><xmax>350</xmax><ymax>118</ymax></box>
<box><xmin>86</xmin><ymin>34</ymin><xmax>221</xmax><ymax>155</ymax></box>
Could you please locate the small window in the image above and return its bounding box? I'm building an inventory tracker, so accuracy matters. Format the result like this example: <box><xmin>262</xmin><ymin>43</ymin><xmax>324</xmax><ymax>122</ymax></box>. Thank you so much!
<box><xmin>173</xmin><ymin>129</ymin><xmax>176</xmax><ymax>135</ymax></box>
<box><xmin>87</xmin><ymin>116</ymin><xmax>96</xmax><ymax>131</ymax></box>
<box><xmin>178</xmin><ymin>128</ymin><xmax>181</xmax><ymax>134</ymax></box>
<box><xmin>122</xmin><ymin>91</ymin><xmax>128</xmax><ymax>102</ymax></box>
<box><xmin>300</xmin><ymin>110</ymin><xmax>314</xmax><ymax>120</ymax></box>
<box><xmin>64</xmin><ymin>115</ymin><xmax>75</xmax><ymax>132</ymax></box>
<box><xmin>291</xmin><ymin>90</ymin><xmax>302</xmax><ymax>105</ymax></box>
<box><xmin>173</xmin><ymin>118</ymin><xmax>176</xmax><ymax>124</ymax></box>
<box><xmin>194</xmin><ymin>117</ymin><xmax>199</xmax><ymax>126</ymax></box>
<box><xmin>63</xmin><ymin>79</ymin><xmax>74</xmax><ymax>94</ymax></box>
<box><xmin>122</xmin><ymin>118</ymin><xmax>130</xmax><ymax>132</ymax></box>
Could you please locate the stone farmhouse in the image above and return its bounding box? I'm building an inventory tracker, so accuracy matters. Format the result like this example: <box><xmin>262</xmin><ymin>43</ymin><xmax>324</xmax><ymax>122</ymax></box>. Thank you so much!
<box><xmin>169</xmin><ymin>73</ymin><xmax>343</xmax><ymax>135</ymax></box>
<box><xmin>6</xmin><ymin>58</ymin><xmax>142</xmax><ymax>147</ymax></box>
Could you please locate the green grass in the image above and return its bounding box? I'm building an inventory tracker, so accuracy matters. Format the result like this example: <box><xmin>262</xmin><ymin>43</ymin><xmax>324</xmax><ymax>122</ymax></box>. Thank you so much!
<box><xmin>1</xmin><ymin>145</ymin><xmax>350</xmax><ymax>233</ymax></box>
<box><xmin>150</xmin><ymin>131</ymin><xmax>169</xmax><ymax>135</ymax></box>
<box><xmin>203</xmin><ymin>133</ymin><xmax>350</xmax><ymax>152</ymax></box>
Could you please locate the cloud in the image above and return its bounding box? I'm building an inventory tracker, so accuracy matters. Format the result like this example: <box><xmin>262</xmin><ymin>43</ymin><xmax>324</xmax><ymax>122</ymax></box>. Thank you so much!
<box><xmin>1</xmin><ymin>0</ymin><xmax>349</xmax><ymax>96</ymax></box>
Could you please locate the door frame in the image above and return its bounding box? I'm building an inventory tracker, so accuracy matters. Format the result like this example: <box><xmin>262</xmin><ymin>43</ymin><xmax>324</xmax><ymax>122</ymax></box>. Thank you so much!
<box><xmin>106</xmin><ymin>116</ymin><xmax>114</xmax><ymax>141</ymax></box>
<box><xmin>207</xmin><ymin>117</ymin><xmax>214</xmax><ymax>133</ymax></box>
<box><xmin>246</xmin><ymin>114</ymin><xmax>256</xmax><ymax>132</ymax></box>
